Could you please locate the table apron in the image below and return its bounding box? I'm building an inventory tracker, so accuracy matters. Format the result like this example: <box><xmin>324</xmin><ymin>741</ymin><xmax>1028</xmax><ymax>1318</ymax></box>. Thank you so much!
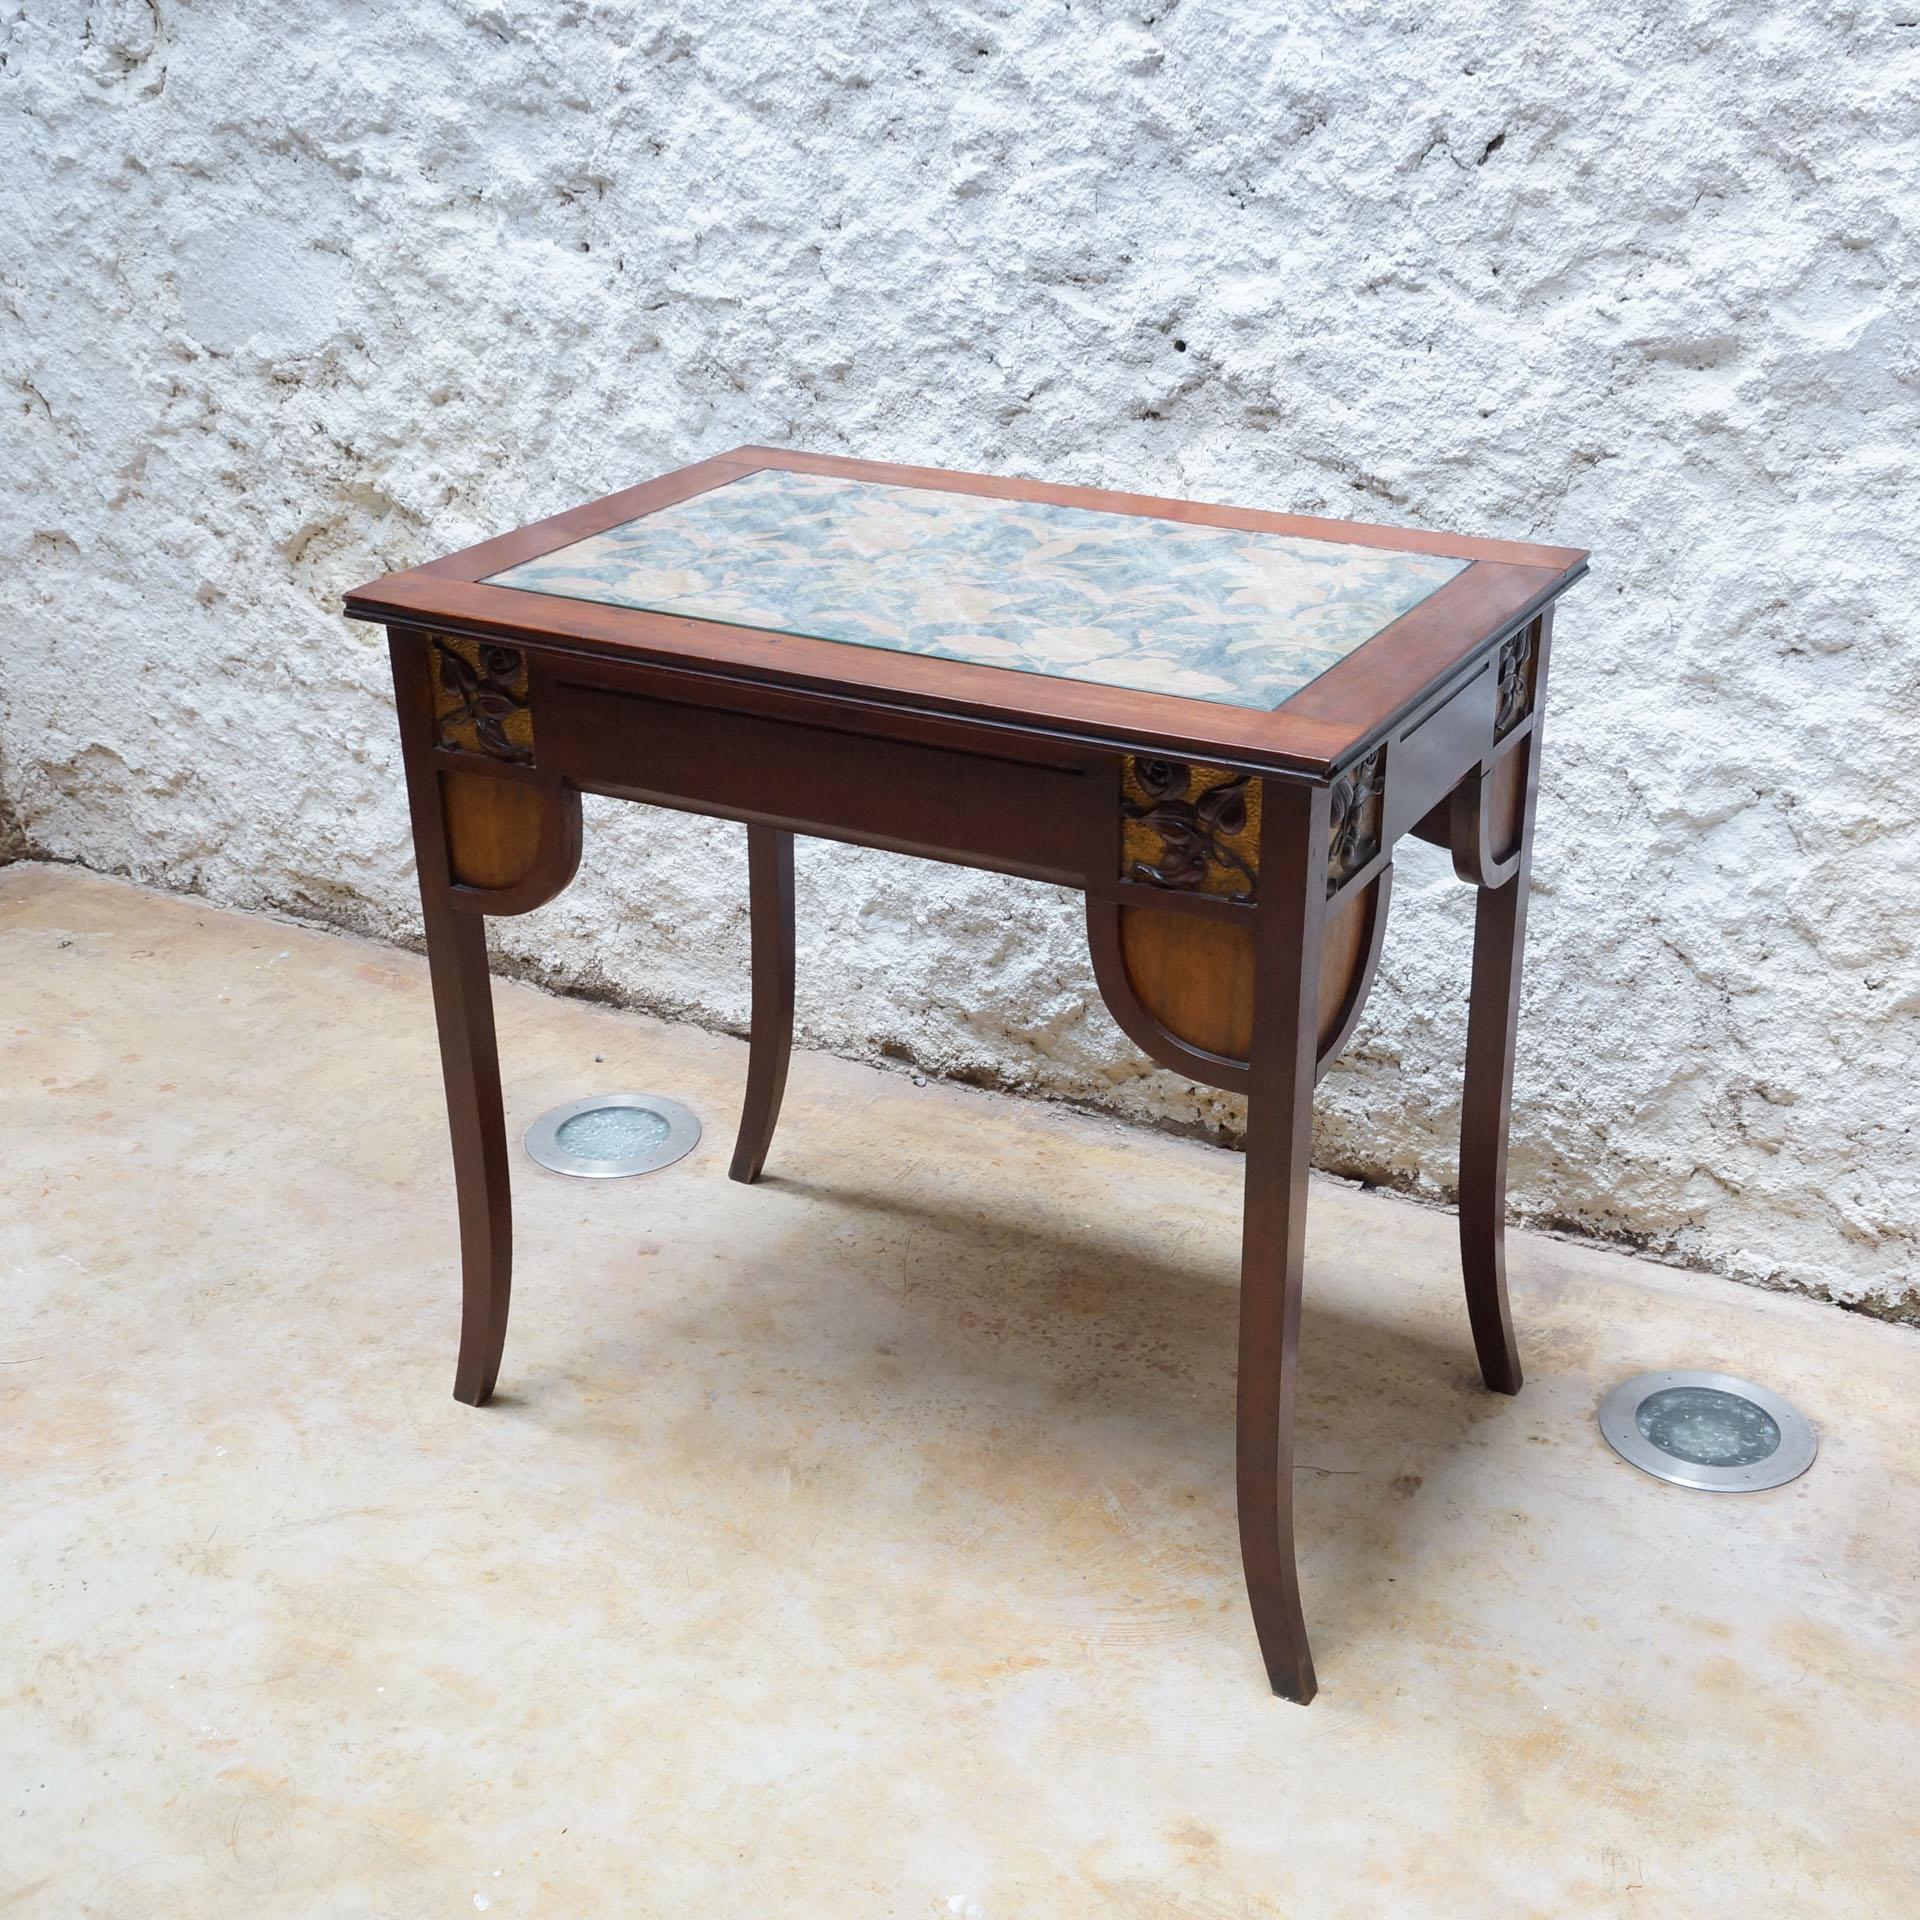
<box><xmin>539</xmin><ymin>670</ymin><xmax>1098</xmax><ymax>887</ymax></box>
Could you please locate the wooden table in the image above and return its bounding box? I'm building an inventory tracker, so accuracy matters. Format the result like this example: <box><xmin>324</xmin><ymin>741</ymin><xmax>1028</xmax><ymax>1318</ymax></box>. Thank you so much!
<box><xmin>345</xmin><ymin>447</ymin><xmax>1588</xmax><ymax>1702</ymax></box>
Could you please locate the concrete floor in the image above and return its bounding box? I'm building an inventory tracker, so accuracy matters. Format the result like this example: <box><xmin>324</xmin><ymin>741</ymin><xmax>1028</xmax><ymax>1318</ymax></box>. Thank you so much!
<box><xmin>2</xmin><ymin>864</ymin><xmax>1916</xmax><ymax>1919</ymax></box>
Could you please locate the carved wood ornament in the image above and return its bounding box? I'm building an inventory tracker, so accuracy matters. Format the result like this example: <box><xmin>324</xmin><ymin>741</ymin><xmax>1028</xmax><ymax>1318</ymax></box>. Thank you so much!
<box><xmin>1495</xmin><ymin>626</ymin><xmax>1533</xmax><ymax>736</ymax></box>
<box><xmin>431</xmin><ymin>635</ymin><xmax>535</xmax><ymax>765</ymax></box>
<box><xmin>1327</xmin><ymin>746</ymin><xmax>1385</xmax><ymax>893</ymax></box>
<box><xmin>1121</xmin><ymin>756</ymin><xmax>1261</xmax><ymax>904</ymax></box>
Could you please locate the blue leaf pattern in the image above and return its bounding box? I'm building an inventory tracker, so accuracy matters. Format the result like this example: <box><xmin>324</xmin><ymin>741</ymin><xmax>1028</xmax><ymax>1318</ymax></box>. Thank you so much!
<box><xmin>486</xmin><ymin>471</ymin><xmax>1468</xmax><ymax>711</ymax></box>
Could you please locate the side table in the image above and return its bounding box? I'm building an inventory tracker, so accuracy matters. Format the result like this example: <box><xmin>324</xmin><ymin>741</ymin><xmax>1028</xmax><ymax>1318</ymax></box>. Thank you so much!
<box><xmin>346</xmin><ymin>447</ymin><xmax>1588</xmax><ymax>1700</ymax></box>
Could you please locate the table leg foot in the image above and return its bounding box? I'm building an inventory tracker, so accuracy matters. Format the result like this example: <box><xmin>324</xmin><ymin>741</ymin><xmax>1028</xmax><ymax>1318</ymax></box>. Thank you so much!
<box><xmin>730</xmin><ymin>825</ymin><xmax>795</xmax><ymax>1186</ymax></box>
<box><xmin>1238</xmin><ymin>1348</ymin><xmax>1319</xmax><ymax>1702</ymax></box>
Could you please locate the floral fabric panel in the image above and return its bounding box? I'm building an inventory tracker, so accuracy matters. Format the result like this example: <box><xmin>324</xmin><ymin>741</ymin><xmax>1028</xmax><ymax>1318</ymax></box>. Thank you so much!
<box><xmin>485</xmin><ymin>471</ymin><xmax>1468</xmax><ymax>711</ymax></box>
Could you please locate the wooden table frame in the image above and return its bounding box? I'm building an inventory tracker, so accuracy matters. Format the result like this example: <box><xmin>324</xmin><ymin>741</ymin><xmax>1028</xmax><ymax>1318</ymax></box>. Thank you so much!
<box><xmin>347</xmin><ymin>447</ymin><xmax>1587</xmax><ymax>1702</ymax></box>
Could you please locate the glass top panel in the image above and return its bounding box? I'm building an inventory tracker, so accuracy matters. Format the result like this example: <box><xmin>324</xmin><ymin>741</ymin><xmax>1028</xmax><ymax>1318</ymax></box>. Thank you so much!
<box><xmin>485</xmin><ymin>471</ymin><xmax>1468</xmax><ymax>710</ymax></box>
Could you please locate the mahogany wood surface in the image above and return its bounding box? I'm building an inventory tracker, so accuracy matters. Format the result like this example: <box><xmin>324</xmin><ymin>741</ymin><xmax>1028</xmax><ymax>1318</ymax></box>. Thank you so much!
<box><xmin>1484</xmin><ymin>738</ymin><xmax>1531</xmax><ymax>864</ymax></box>
<box><xmin>1237</xmin><ymin>778</ymin><xmax>1331</xmax><ymax>1703</ymax></box>
<box><xmin>1108</xmin><ymin>872</ymin><xmax>1389</xmax><ymax>1081</ymax></box>
<box><xmin>442</xmin><ymin>769</ymin><xmax>548</xmax><ymax>892</ymax></box>
<box><xmin>1118</xmin><ymin>907</ymin><xmax>1255</xmax><ymax>1062</ymax></box>
<box><xmin>441</xmin><ymin>773</ymin><xmax>584</xmax><ymax>919</ymax></box>
<box><xmin>539</xmin><ymin>670</ymin><xmax>1094</xmax><ymax>886</ymax></box>
<box><xmin>350</xmin><ymin>446</ymin><xmax>1586</xmax><ymax>781</ymax></box>
<box><xmin>359</xmin><ymin>450</ymin><xmax>1587</xmax><ymax>1703</ymax></box>
<box><xmin>1457</xmin><ymin>614</ymin><xmax>1556</xmax><ymax>1395</ymax></box>
<box><xmin>1085</xmin><ymin>896</ymin><xmax>1253</xmax><ymax>1094</ymax></box>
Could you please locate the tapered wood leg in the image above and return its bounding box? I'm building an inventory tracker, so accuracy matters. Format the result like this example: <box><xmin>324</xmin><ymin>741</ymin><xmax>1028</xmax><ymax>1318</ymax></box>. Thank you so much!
<box><xmin>1237</xmin><ymin>780</ymin><xmax>1329</xmax><ymax>1704</ymax></box>
<box><xmin>421</xmin><ymin>894</ymin><xmax>514</xmax><ymax>1406</ymax></box>
<box><xmin>730</xmin><ymin>825</ymin><xmax>795</xmax><ymax>1185</ymax></box>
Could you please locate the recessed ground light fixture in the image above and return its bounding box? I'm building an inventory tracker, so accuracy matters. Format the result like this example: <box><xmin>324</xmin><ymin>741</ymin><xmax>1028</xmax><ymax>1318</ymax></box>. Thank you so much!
<box><xmin>524</xmin><ymin>1094</ymin><xmax>700</xmax><ymax>1179</ymax></box>
<box><xmin>1599</xmin><ymin>1370</ymin><xmax>1816</xmax><ymax>1492</ymax></box>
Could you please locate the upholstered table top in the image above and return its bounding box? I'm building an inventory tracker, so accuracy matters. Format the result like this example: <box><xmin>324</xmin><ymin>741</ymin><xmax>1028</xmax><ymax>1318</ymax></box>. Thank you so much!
<box><xmin>485</xmin><ymin>469</ymin><xmax>1468</xmax><ymax>711</ymax></box>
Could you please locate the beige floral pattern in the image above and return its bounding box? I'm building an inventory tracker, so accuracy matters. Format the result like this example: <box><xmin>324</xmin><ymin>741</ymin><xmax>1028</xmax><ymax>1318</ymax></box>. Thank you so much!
<box><xmin>486</xmin><ymin>470</ymin><xmax>1468</xmax><ymax>711</ymax></box>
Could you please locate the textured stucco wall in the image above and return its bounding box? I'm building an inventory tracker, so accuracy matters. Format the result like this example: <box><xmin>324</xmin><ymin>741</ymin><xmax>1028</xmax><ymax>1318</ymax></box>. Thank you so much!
<box><xmin>3</xmin><ymin>1</ymin><xmax>1916</xmax><ymax>1315</ymax></box>
<box><xmin>0</xmin><ymin>750</ymin><xmax>25</xmax><ymax>865</ymax></box>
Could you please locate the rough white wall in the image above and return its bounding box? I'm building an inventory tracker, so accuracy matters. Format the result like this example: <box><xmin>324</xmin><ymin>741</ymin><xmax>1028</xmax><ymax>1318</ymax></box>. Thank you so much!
<box><xmin>3</xmin><ymin>0</ymin><xmax>1916</xmax><ymax>1316</ymax></box>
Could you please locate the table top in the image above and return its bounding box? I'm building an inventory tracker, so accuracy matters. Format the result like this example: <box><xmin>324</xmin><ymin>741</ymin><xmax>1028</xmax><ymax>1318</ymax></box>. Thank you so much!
<box><xmin>482</xmin><ymin>468</ymin><xmax>1470</xmax><ymax>713</ymax></box>
<box><xmin>347</xmin><ymin>448</ymin><xmax>1587</xmax><ymax>778</ymax></box>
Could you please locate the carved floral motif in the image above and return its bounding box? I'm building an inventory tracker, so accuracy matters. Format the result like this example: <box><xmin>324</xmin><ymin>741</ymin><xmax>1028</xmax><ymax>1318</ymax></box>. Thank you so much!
<box><xmin>1121</xmin><ymin>757</ymin><xmax>1261</xmax><ymax>904</ymax></box>
<box><xmin>431</xmin><ymin>636</ymin><xmax>534</xmax><ymax>765</ymax></box>
<box><xmin>1327</xmin><ymin>747</ymin><xmax>1386</xmax><ymax>893</ymax></box>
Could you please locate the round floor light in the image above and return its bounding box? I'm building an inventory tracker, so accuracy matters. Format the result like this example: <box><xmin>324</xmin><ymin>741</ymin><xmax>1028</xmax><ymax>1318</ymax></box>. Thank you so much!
<box><xmin>1598</xmin><ymin>1370</ymin><xmax>1816</xmax><ymax>1492</ymax></box>
<box><xmin>524</xmin><ymin>1094</ymin><xmax>700</xmax><ymax>1179</ymax></box>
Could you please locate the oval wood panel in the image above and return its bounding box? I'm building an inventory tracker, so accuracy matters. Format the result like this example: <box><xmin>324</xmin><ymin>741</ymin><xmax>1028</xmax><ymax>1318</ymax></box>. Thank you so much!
<box><xmin>1486</xmin><ymin>738</ymin><xmax>1529</xmax><ymax>865</ymax></box>
<box><xmin>1117</xmin><ymin>906</ymin><xmax>1256</xmax><ymax>1061</ymax></box>
<box><xmin>1116</xmin><ymin>876</ymin><xmax>1385</xmax><ymax>1071</ymax></box>
<box><xmin>442</xmin><ymin>769</ymin><xmax>549</xmax><ymax>891</ymax></box>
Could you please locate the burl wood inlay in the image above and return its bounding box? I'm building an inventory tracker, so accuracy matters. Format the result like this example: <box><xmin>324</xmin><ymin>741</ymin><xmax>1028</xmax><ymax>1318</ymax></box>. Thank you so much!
<box><xmin>431</xmin><ymin>635</ymin><xmax>534</xmax><ymax>765</ymax></box>
<box><xmin>1121</xmin><ymin>756</ymin><xmax>1261</xmax><ymax>903</ymax></box>
<box><xmin>1118</xmin><ymin>879</ymin><xmax>1383</xmax><ymax>1068</ymax></box>
<box><xmin>1485</xmin><ymin>741</ymin><xmax>1529</xmax><ymax>864</ymax></box>
<box><xmin>1120</xmin><ymin>906</ymin><xmax>1256</xmax><ymax>1060</ymax></box>
<box><xmin>441</xmin><ymin>769</ymin><xmax>549</xmax><ymax>892</ymax></box>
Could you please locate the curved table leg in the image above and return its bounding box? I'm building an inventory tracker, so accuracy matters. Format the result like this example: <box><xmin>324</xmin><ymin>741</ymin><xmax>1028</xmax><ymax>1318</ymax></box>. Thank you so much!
<box><xmin>389</xmin><ymin>628</ymin><xmax>583</xmax><ymax>1409</ymax></box>
<box><xmin>1237</xmin><ymin>779</ymin><xmax>1328</xmax><ymax>1704</ymax></box>
<box><xmin>421</xmin><ymin>895</ymin><xmax>514</xmax><ymax>1406</ymax></box>
<box><xmin>1456</xmin><ymin>619</ymin><xmax>1551</xmax><ymax>1397</ymax></box>
<box><xmin>730</xmin><ymin>824</ymin><xmax>795</xmax><ymax>1185</ymax></box>
<box><xmin>1459</xmin><ymin>856</ymin><xmax>1529</xmax><ymax>1396</ymax></box>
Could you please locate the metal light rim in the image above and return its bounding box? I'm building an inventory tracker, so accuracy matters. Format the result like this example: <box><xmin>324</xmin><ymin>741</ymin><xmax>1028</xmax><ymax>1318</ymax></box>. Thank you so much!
<box><xmin>523</xmin><ymin>1093</ymin><xmax>701</xmax><ymax>1179</ymax></box>
<box><xmin>1598</xmin><ymin>1368</ymin><xmax>1817</xmax><ymax>1493</ymax></box>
